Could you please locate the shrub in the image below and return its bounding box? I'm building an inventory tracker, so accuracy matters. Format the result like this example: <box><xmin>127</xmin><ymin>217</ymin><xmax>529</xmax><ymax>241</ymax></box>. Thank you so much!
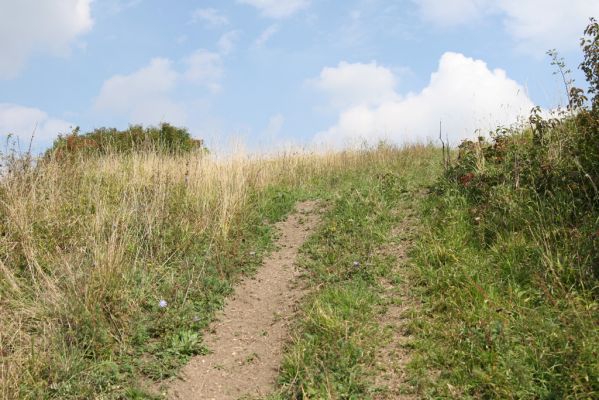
<box><xmin>411</xmin><ymin>18</ymin><xmax>599</xmax><ymax>398</ymax></box>
<box><xmin>445</xmin><ymin>18</ymin><xmax>599</xmax><ymax>291</ymax></box>
<box><xmin>46</xmin><ymin>123</ymin><xmax>206</xmax><ymax>159</ymax></box>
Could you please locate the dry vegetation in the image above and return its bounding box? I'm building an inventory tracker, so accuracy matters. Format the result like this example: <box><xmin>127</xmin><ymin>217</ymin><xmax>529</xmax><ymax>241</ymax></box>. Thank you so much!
<box><xmin>0</xmin><ymin>145</ymin><xmax>425</xmax><ymax>398</ymax></box>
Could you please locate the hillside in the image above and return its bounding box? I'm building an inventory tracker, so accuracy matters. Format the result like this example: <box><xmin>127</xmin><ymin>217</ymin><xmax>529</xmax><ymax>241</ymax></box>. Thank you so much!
<box><xmin>1</xmin><ymin>17</ymin><xmax>599</xmax><ymax>400</ymax></box>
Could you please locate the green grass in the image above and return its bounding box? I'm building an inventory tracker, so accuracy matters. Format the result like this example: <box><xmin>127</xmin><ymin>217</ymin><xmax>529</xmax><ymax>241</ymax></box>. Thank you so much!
<box><xmin>409</xmin><ymin>190</ymin><xmax>598</xmax><ymax>398</ymax></box>
<box><xmin>22</xmin><ymin>184</ymin><xmax>305</xmax><ymax>399</ymax></box>
<box><xmin>1</xmin><ymin>145</ymin><xmax>439</xmax><ymax>399</ymax></box>
<box><xmin>274</xmin><ymin>147</ymin><xmax>440</xmax><ymax>399</ymax></box>
<box><xmin>408</xmin><ymin>187</ymin><xmax>598</xmax><ymax>398</ymax></box>
<box><xmin>272</xmin><ymin>102</ymin><xmax>598</xmax><ymax>400</ymax></box>
<box><xmin>404</xmin><ymin>40</ymin><xmax>599</xmax><ymax>395</ymax></box>
<box><xmin>406</xmin><ymin>113</ymin><xmax>599</xmax><ymax>398</ymax></box>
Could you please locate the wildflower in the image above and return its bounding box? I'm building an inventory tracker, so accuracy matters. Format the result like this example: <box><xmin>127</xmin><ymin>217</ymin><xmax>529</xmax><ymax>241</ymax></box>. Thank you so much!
<box><xmin>158</xmin><ymin>299</ymin><xmax>168</xmax><ymax>308</ymax></box>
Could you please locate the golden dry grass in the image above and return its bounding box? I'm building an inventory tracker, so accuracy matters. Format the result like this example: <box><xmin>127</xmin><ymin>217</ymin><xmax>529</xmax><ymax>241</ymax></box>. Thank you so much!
<box><xmin>0</xmin><ymin>145</ymin><xmax>434</xmax><ymax>398</ymax></box>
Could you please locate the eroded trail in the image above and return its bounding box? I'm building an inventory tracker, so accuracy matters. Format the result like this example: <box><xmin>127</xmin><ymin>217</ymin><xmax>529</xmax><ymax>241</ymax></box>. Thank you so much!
<box><xmin>167</xmin><ymin>200</ymin><xmax>322</xmax><ymax>400</ymax></box>
<box><xmin>372</xmin><ymin>211</ymin><xmax>419</xmax><ymax>399</ymax></box>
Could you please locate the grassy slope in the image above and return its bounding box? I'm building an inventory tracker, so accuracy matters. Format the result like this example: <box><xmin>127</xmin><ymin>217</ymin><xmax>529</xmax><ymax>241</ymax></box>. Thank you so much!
<box><xmin>3</xmin><ymin>135</ymin><xmax>597</xmax><ymax>399</ymax></box>
<box><xmin>0</xmin><ymin>146</ymin><xmax>437</xmax><ymax>399</ymax></box>
<box><xmin>410</xmin><ymin>192</ymin><xmax>598</xmax><ymax>398</ymax></box>
<box><xmin>1</xmin><ymin>152</ymin><xmax>307</xmax><ymax>399</ymax></box>
<box><xmin>408</xmin><ymin>125</ymin><xmax>599</xmax><ymax>398</ymax></box>
<box><xmin>274</xmin><ymin>146</ymin><xmax>440</xmax><ymax>399</ymax></box>
<box><xmin>272</xmin><ymin>118</ymin><xmax>598</xmax><ymax>398</ymax></box>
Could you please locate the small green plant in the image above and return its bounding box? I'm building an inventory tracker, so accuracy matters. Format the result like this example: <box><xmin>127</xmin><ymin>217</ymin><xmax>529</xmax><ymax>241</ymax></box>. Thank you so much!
<box><xmin>581</xmin><ymin>17</ymin><xmax>599</xmax><ymax>111</ymax></box>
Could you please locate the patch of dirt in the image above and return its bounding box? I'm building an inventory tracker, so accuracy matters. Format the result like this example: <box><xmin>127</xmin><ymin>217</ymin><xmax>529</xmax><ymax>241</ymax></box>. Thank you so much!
<box><xmin>371</xmin><ymin>211</ymin><xmax>420</xmax><ymax>400</ymax></box>
<box><xmin>164</xmin><ymin>200</ymin><xmax>323</xmax><ymax>400</ymax></box>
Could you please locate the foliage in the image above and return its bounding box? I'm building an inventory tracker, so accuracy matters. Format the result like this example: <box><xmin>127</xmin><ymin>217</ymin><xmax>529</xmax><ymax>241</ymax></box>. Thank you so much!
<box><xmin>408</xmin><ymin>19</ymin><xmax>599</xmax><ymax>399</ymax></box>
<box><xmin>46</xmin><ymin>123</ymin><xmax>206</xmax><ymax>159</ymax></box>
<box><xmin>581</xmin><ymin>17</ymin><xmax>599</xmax><ymax>111</ymax></box>
<box><xmin>445</xmin><ymin>18</ymin><xmax>599</xmax><ymax>291</ymax></box>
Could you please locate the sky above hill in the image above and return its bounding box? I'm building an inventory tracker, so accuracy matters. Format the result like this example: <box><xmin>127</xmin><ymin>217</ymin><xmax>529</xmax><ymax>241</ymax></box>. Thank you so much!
<box><xmin>1</xmin><ymin>0</ymin><xmax>598</xmax><ymax>153</ymax></box>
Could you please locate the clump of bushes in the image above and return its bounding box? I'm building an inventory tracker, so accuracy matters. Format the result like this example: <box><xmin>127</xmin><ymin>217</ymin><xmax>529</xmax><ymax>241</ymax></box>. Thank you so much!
<box><xmin>47</xmin><ymin>123</ymin><xmax>206</xmax><ymax>158</ymax></box>
<box><xmin>411</xmin><ymin>19</ymin><xmax>598</xmax><ymax>398</ymax></box>
<box><xmin>447</xmin><ymin>18</ymin><xmax>599</xmax><ymax>291</ymax></box>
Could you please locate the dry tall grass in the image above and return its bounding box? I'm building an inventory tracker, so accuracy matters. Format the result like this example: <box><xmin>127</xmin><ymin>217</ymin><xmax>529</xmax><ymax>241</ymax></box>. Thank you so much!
<box><xmin>0</xmin><ymin>145</ymin><xmax>429</xmax><ymax>398</ymax></box>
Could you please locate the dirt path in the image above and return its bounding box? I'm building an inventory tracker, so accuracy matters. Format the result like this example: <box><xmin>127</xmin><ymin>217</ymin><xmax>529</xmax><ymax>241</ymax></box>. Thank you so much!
<box><xmin>372</xmin><ymin>211</ymin><xmax>419</xmax><ymax>399</ymax></box>
<box><xmin>166</xmin><ymin>200</ymin><xmax>322</xmax><ymax>400</ymax></box>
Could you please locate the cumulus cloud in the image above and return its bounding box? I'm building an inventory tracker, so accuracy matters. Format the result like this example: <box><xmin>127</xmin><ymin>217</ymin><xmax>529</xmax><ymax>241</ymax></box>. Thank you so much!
<box><xmin>313</xmin><ymin>52</ymin><xmax>535</xmax><ymax>147</ymax></box>
<box><xmin>94</xmin><ymin>58</ymin><xmax>187</xmax><ymax>126</ymax></box>
<box><xmin>0</xmin><ymin>0</ymin><xmax>93</xmax><ymax>79</ymax></box>
<box><xmin>414</xmin><ymin>0</ymin><xmax>599</xmax><ymax>52</ymax></box>
<box><xmin>309</xmin><ymin>61</ymin><xmax>399</xmax><ymax>109</ymax></box>
<box><xmin>238</xmin><ymin>0</ymin><xmax>310</xmax><ymax>18</ymax></box>
<box><xmin>93</xmin><ymin>44</ymin><xmax>228</xmax><ymax>126</ymax></box>
<box><xmin>192</xmin><ymin>8</ymin><xmax>229</xmax><ymax>27</ymax></box>
<box><xmin>0</xmin><ymin>104</ymin><xmax>73</xmax><ymax>148</ymax></box>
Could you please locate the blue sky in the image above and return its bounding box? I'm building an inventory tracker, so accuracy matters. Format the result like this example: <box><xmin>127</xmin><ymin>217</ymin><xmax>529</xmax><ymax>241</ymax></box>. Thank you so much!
<box><xmin>1</xmin><ymin>0</ymin><xmax>598</xmax><ymax>153</ymax></box>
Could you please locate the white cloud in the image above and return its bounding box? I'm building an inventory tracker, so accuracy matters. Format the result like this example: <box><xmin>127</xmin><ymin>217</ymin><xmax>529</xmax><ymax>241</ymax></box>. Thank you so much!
<box><xmin>184</xmin><ymin>50</ymin><xmax>224</xmax><ymax>93</ymax></box>
<box><xmin>192</xmin><ymin>8</ymin><xmax>229</xmax><ymax>27</ymax></box>
<box><xmin>94</xmin><ymin>58</ymin><xmax>187</xmax><ymax>126</ymax></box>
<box><xmin>217</xmin><ymin>31</ymin><xmax>240</xmax><ymax>55</ymax></box>
<box><xmin>264</xmin><ymin>114</ymin><xmax>285</xmax><ymax>138</ymax></box>
<box><xmin>255</xmin><ymin>24</ymin><xmax>279</xmax><ymax>47</ymax></box>
<box><xmin>0</xmin><ymin>0</ymin><xmax>93</xmax><ymax>79</ymax></box>
<box><xmin>414</xmin><ymin>0</ymin><xmax>599</xmax><ymax>52</ymax></box>
<box><xmin>93</xmin><ymin>46</ymin><xmax>227</xmax><ymax>126</ymax></box>
<box><xmin>0</xmin><ymin>104</ymin><xmax>73</xmax><ymax>148</ymax></box>
<box><xmin>314</xmin><ymin>52</ymin><xmax>535</xmax><ymax>147</ymax></box>
<box><xmin>106</xmin><ymin>0</ymin><xmax>143</xmax><ymax>14</ymax></box>
<box><xmin>499</xmin><ymin>0</ymin><xmax>599</xmax><ymax>52</ymax></box>
<box><xmin>238</xmin><ymin>0</ymin><xmax>310</xmax><ymax>18</ymax></box>
<box><xmin>415</xmin><ymin>0</ymin><xmax>495</xmax><ymax>26</ymax></box>
<box><xmin>309</xmin><ymin>61</ymin><xmax>399</xmax><ymax>109</ymax></box>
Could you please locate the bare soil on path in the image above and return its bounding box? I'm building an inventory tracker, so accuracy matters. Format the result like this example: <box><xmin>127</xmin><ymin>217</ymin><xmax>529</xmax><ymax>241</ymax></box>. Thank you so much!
<box><xmin>165</xmin><ymin>200</ymin><xmax>323</xmax><ymax>400</ymax></box>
